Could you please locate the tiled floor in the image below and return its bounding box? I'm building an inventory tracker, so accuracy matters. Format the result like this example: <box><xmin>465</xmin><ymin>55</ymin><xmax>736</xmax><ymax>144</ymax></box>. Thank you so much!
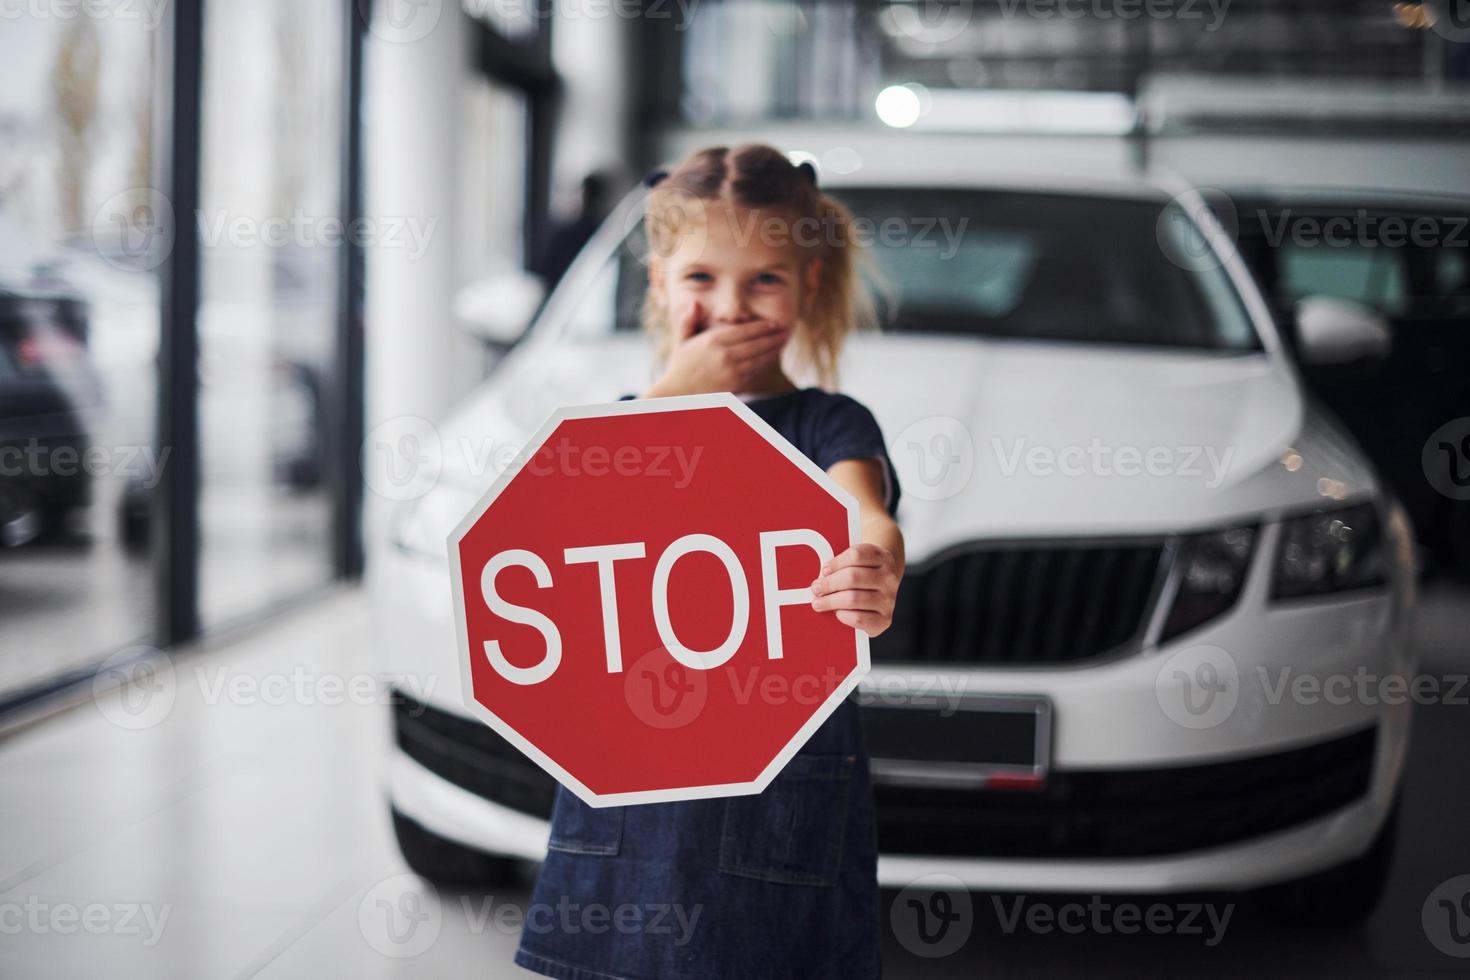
<box><xmin>1</xmin><ymin>581</ymin><xmax>1468</xmax><ymax>978</ymax></box>
<box><xmin>0</xmin><ymin>585</ymin><xmax>530</xmax><ymax>979</ymax></box>
<box><xmin>0</xmin><ymin>486</ymin><xmax>333</xmax><ymax>699</ymax></box>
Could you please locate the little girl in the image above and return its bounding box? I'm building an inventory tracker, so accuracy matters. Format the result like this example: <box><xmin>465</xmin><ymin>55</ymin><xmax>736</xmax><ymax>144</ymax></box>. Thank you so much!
<box><xmin>513</xmin><ymin>143</ymin><xmax>905</xmax><ymax>980</ymax></box>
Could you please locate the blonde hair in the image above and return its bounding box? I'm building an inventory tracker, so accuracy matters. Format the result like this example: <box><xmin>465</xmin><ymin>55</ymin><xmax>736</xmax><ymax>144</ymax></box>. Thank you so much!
<box><xmin>638</xmin><ymin>143</ymin><xmax>878</xmax><ymax>390</ymax></box>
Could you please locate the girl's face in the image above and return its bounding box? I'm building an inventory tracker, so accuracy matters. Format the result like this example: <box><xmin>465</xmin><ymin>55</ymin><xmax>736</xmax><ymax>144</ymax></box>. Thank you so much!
<box><xmin>650</xmin><ymin>204</ymin><xmax>820</xmax><ymax>334</ymax></box>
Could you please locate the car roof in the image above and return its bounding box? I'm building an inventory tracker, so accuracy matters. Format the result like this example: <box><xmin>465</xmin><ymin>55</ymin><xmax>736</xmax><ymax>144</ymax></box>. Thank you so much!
<box><xmin>656</xmin><ymin>124</ymin><xmax>1470</xmax><ymax>206</ymax></box>
<box><xmin>816</xmin><ymin>167</ymin><xmax>1177</xmax><ymax>202</ymax></box>
<box><xmin>656</xmin><ymin>127</ymin><xmax>1181</xmax><ymax>202</ymax></box>
<box><xmin>1212</xmin><ymin>184</ymin><xmax>1470</xmax><ymax>212</ymax></box>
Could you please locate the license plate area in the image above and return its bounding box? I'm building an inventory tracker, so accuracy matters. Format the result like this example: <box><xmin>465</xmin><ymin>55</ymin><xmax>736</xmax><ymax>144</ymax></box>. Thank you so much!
<box><xmin>858</xmin><ymin>689</ymin><xmax>1052</xmax><ymax>791</ymax></box>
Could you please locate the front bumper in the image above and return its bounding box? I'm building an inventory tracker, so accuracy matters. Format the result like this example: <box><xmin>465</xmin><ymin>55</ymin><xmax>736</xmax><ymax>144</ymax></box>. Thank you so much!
<box><xmin>387</xmin><ymin>682</ymin><xmax>1407</xmax><ymax>893</ymax></box>
<box><xmin>379</xmin><ymin>509</ymin><xmax>1415</xmax><ymax>893</ymax></box>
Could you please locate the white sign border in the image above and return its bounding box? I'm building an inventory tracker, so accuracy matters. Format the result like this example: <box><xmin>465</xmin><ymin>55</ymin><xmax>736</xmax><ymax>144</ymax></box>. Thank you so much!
<box><xmin>446</xmin><ymin>391</ymin><xmax>871</xmax><ymax>808</ymax></box>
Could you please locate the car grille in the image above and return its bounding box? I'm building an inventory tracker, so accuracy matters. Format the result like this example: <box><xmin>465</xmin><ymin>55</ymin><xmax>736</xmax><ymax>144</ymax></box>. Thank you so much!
<box><xmin>392</xmin><ymin>692</ymin><xmax>556</xmax><ymax>817</ymax></box>
<box><xmin>872</xmin><ymin>726</ymin><xmax>1377</xmax><ymax>859</ymax></box>
<box><xmin>871</xmin><ymin>540</ymin><xmax>1170</xmax><ymax>666</ymax></box>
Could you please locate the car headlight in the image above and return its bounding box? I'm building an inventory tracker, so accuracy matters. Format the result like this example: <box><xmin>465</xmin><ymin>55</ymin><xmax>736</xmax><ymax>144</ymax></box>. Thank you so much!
<box><xmin>1160</xmin><ymin>525</ymin><xmax>1256</xmax><ymax>641</ymax></box>
<box><xmin>1270</xmin><ymin>502</ymin><xmax>1386</xmax><ymax>600</ymax></box>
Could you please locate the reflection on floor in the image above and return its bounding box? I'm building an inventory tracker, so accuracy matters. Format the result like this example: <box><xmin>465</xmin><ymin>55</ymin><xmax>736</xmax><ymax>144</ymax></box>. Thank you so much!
<box><xmin>0</xmin><ymin>582</ymin><xmax>1467</xmax><ymax>977</ymax></box>
<box><xmin>0</xmin><ymin>485</ymin><xmax>332</xmax><ymax>699</ymax></box>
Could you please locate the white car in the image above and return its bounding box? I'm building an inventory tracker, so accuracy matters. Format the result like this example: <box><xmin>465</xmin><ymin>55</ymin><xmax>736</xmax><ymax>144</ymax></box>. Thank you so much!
<box><xmin>377</xmin><ymin>163</ymin><xmax>1417</xmax><ymax>926</ymax></box>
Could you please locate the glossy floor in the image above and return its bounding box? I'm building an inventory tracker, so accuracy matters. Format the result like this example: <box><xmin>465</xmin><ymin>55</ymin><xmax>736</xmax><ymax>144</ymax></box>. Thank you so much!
<box><xmin>0</xmin><ymin>582</ymin><xmax>1467</xmax><ymax>978</ymax></box>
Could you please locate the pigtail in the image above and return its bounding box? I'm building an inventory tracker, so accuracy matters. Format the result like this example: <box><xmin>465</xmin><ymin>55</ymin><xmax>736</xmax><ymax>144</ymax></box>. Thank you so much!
<box><xmin>791</xmin><ymin>191</ymin><xmax>882</xmax><ymax>390</ymax></box>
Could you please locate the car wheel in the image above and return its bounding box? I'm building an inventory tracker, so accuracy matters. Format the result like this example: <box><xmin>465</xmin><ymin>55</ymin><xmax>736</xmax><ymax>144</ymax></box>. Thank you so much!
<box><xmin>391</xmin><ymin>807</ymin><xmax>527</xmax><ymax>887</ymax></box>
<box><xmin>1263</xmin><ymin>801</ymin><xmax>1398</xmax><ymax>929</ymax></box>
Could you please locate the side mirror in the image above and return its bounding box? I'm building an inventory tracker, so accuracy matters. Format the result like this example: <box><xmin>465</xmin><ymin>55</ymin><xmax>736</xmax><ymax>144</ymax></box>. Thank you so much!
<box><xmin>1293</xmin><ymin>295</ymin><xmax>1391</xmax><ymax>366</ymax></box>
<box><xmin>454</xmin><ymin>269</ymin><xmax>546</xmax><ymax>347</ymax></box>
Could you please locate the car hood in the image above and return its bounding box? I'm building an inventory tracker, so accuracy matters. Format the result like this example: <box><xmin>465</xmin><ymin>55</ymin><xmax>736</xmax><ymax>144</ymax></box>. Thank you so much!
<box><xmin>423</xmin><ymin>333</ymin><xmax>1378</xmax><ymax>564</ymax></box>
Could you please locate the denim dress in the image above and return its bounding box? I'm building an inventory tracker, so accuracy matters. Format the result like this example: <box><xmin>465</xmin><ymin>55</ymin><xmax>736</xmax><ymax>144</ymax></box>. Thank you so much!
<box><xmin>513</xmin><ymin>387</ymin><xmax>901</xmax><ymax>980</ymax></box>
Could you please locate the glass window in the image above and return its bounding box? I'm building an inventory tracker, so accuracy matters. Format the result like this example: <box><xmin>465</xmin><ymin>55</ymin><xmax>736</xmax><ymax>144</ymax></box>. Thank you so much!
<box><xmin>561</xmin><ymin>255</ymin><xmax>620</xmax><ymax>340</ymax></box>
<box><xmin>196</xmin><ymin>0</ymin><xmax>342</xmax><ymax>627</ymax></box>
<box><xmin>597</xmin><ymin>189</ymin><xmax>1261</xmax><ymax>352</ymax></box>
<box><xmin>560</xmin><ymin>227</ymin><xmax>650</xmax><ymax>341</ymax></box>
<box><xmin>0</xmin><ymin>17</ymin><xmax>161</xmax><ymax>698</ymax></box>
<box><xmin>457</xmin><ymin>76</ymin><xmax>529</xmax><ymax>288</ymax></box>
<box><xmin>873</xmin><ymin>230</ymin><xmax>1038</xmax><ymax>318</ymax></box>
<box><xmin>1430</xmin><ymin>237</ymin><xmax>1470</xmax><ymax>319</ymax></box>
<box><xmin>1436</xmin><ymin>246</ymin><xmax>1466</xmax><ymax>294</ymax></box>
<box><xmin>843</xmin><ymin>189</ymin><xmax>1259</xmax><ymax>350</ymax></box>
<box><xmin>1278</xmin><ymin>241</ymin><xmax>1409</xmax><ymax>318</ymax></box>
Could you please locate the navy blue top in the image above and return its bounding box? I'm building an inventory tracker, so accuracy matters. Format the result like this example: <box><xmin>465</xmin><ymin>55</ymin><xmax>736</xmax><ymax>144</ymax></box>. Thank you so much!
<box><xmin>513</xmin><ymin>386</ymin><xmax>897</xmax><ymax>980</ymax></box>
<box><xmin>619</xmin><ymin>387</ymin><xmax>901</xmax><ymax>518</ymax></box>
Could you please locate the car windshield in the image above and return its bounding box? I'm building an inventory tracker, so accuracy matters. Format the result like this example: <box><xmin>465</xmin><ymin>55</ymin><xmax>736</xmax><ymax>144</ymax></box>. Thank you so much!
<box><xmin>842</xmin><ymin>188</ymin><xmax>1260</xmax><ymax>350</ymax></box>
<box><xmin>581</xmin><ymin>187</ymin><xmax>1262</xmax><ymax>352</ymax></box>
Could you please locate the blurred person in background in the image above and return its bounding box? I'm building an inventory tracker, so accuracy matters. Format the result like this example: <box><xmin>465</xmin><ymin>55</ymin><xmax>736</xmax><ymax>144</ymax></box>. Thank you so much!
<box><xmin>531</xmin><ymin>170</ymin><xmax>614</xmax><ymax>291</ymax></box>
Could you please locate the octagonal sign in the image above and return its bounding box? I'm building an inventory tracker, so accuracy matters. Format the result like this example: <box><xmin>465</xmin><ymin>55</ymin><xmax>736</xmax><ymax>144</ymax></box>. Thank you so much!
<box><xmin>447</xmin><ymin>393</ymin><xmax>869</xmax><ymax>807</ymax></box>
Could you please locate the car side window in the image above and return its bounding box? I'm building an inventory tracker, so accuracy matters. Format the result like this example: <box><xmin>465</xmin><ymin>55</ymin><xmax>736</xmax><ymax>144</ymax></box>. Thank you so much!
<box><xmin>561</xmin><ymin>253</ymin><xmax>618</xmax><ymax>340</ymax></box>
<box><xmin>1278</xmin><ymin>241</ymin><xmax>1409</xmax><ymax>318</ymax></box>
<box><xmin>559</xmin><ymin>228</ymin><xmax>649</xmax><ymax>341</ymax></box>
<box><xmin>1433</xmin><ymin>245</ymin><xmax>1468</xmax><ymax>306</ymax></box>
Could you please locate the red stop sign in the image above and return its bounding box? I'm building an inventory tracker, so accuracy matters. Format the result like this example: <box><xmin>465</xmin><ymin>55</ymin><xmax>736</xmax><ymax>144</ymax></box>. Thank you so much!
<box><xmin>448</xmin><ymin>393</ymin><xmax>869</xmax><ymax>807</ymax></box>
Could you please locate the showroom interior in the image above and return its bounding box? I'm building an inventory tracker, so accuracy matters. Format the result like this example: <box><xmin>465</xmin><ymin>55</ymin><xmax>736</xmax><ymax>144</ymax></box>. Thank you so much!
<box><xmin>1</xmin><ymin>0</ymin><xmax>1469</xmax><ymax>976</ymax></box>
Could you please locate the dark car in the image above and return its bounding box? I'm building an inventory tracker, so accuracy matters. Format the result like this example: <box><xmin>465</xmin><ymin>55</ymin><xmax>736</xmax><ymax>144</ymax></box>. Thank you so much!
<box><xmin>0</xmin><ymin>284</ymin><xmax>98</xmax><ymax>546</ymax></box>
<box><xmin>1225</xmin><ymin>192</ymin><xmax>1470</xmax><ymax>573</ymax></box>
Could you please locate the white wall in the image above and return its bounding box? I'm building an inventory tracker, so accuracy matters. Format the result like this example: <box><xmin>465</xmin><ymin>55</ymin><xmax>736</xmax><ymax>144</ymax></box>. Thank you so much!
<box><xmin>547</xmin><ymin>9</ymin><xmax>636</xmax><ymax>209</ymax></box>
<box><xmin>362</xmin><ymin>4</ymin><xmax>640</xmax><ymax>571</ymax></box>
<box><xmin>362</xmin><ymin>0</ymin><xmax>478</xmax><ymax>563</ymax></box>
